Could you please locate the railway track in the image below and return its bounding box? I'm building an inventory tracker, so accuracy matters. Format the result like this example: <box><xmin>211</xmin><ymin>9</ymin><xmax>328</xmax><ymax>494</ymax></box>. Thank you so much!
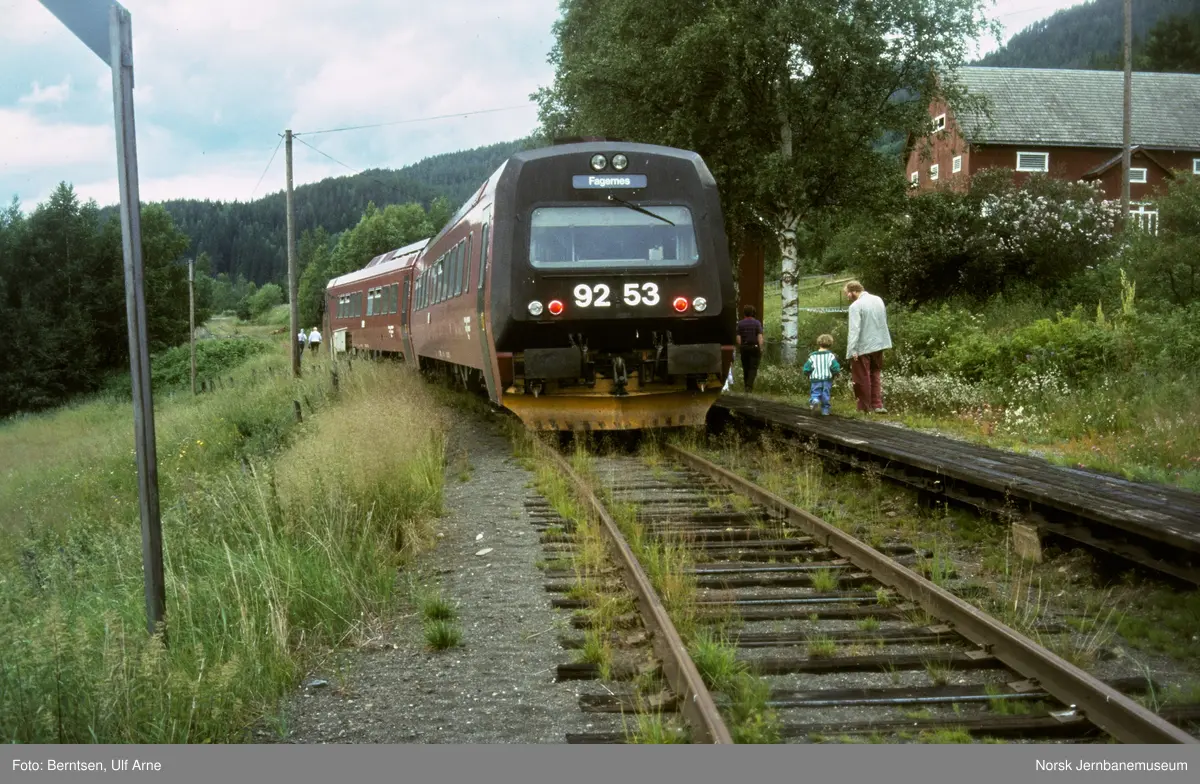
<box><xmin>528</xmin><ymin>437</ymin><xmax>1200</xmax><ymax>745</ymax></box>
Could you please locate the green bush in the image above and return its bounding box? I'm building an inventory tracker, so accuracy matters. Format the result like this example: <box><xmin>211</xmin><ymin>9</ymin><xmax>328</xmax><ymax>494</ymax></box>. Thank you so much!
<box><xmin>940</xmin><ymin>309</ymin><xmax>1128</xmax><ymax>386</ymax></box>
<box><xmin>98</xmin><ymin>338</ymin><xmax>270</xmax><ymax>398</ymax></box>
<box><xmin>853</xmin><ymin>170</ymin><xmax>1120</xmax><ymax>305</ymax></box>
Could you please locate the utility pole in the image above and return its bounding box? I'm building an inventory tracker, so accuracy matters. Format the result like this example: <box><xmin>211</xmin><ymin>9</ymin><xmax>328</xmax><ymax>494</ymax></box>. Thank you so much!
<box><xmin>1122</xmin><ymin>0</ymin><xmax>1132</xmax><ymax>220</ymax></box>
<box><xmin>188</xmin><ymin>258</ymin><xmax>196</xmax><ymax>395</ymax></box>
<box><xmin>286</xmin><ymin>129</ymin><xmax>301</xmax><ymax>378</ymax></box>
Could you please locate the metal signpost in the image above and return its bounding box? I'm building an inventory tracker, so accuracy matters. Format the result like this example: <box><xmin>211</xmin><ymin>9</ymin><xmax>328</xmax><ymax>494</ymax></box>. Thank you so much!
<box><xmin>38</xmin><ymin>0</ymin><xmax>166</xmax><ymax>640</ymax></box>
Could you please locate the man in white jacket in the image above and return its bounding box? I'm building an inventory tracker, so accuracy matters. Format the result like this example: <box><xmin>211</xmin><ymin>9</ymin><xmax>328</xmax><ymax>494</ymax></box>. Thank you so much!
<box><xmin>843</xmin><ymin>280</ymin><xmax>892</xmax><ymax>414</ymax></box>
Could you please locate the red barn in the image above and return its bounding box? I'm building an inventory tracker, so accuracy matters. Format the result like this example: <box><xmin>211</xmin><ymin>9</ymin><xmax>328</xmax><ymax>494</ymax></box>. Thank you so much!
<box><xmin>906</xmin><ymin>67</ymin><xmax>1200</xmax><ymax>230</ymax></box>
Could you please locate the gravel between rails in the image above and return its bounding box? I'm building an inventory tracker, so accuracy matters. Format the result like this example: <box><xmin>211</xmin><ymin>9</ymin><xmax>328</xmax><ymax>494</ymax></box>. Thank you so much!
<box><xmin>270</xmin><ymin>413</ymin><xmax>600</xmax><ymax>744</ymax></box>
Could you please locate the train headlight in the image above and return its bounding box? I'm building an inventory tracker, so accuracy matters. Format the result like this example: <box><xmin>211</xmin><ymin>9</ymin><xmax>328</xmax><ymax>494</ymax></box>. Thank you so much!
<box><xmin>548</xmin><ymin>300</ymin><xmax>564</xmax><ymax>316</ymax></box>
<box><xmin>692</xmin><ymin>297</ymin><xmax>707</xmax><ymax>312</ymax></box>
<box><xmin>612</xmin><ymin>154</ymin><xmax>628</xmax><ymax>170</ymax></box>
<box><xmin>672</xmin><ymin>297</ymin><xmax>689</xmax><ymax>313</ymax></box>
<box><xmin>528</xmin><ymin>300</ymin><xmax>544</xmax><ymax>316</ymax></box>
<box><xmin>590</xmin><ymin>154</ymin><xmax>607</xmax><ymax>171</ymax></box>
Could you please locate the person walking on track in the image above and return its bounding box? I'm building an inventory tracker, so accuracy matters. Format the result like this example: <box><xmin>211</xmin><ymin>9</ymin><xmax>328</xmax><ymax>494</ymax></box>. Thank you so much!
<box><xmin>735</xmin><ymin>306</ymin><xmax>765</xmax><ymax>393</ymax></box>
<box><xmin>843</xmin><ymin>280</ymin><xmax>892</xmax><ymax>414</ymax></box>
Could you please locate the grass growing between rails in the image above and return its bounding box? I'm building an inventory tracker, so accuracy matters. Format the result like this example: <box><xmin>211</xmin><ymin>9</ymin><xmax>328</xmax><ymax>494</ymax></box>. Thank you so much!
<box><xmin>0</xmin><ymin>352</ymin><xmax>447</xmax><ymax>743</ymax></box>
<box><xmin>680</xmin><ymin>428</ymin><xmax>1200</xmax><ymax>692</ymax></box>
<box><xmin>557</xmin><ymin>436</ymin><xmax>781</xmax><ymax>743</ymax></box>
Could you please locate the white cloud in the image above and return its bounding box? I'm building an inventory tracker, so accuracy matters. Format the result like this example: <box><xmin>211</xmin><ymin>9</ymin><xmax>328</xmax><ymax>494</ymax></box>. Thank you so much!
<box><xmin>0</xmin><ymin>107</ymin><xmax>111</xmax><ymax>171</ymax></box>
<box><xmin>19</xmin><ymin>78</ymin><xmax>71</xmax><ymax>106</ymax></box>
<box><xmin>63</xmin><ymin>161</ymin><xmax>345</xmax><ymax>207</ymax></box>
<box><xmin>1</xmin><ymin>0</ymin><xmax>559</xmax><ymax>207</ymax></box>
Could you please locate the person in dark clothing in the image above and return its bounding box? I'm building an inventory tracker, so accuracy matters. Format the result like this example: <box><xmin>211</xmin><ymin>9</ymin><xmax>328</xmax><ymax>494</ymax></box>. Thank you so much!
<box><xmin>735</xmin><ymin>306</ymin><xmax>764</xmax><ymax>393</ymax></box>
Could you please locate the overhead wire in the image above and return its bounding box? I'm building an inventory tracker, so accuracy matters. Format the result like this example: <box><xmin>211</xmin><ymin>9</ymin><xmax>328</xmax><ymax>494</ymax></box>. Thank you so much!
<box><xmin>250</xmin><ymin>134</ymin><xmax>284</xmax><ymax>199</ymax></box>
<box><xmin>294</xmin><ymin>135</ymin><xmax>360</xmax><ymax>174</ymax></box>
<box><xmin>293</xmin><ymin>102</ymin><xmax>536</xmax><ymax>137</ymax></box>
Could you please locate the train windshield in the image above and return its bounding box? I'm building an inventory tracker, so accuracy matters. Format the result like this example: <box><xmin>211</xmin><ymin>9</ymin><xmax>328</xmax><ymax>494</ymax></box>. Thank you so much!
<box><xmin>529</xmin><ymin>205</ymin><xmax>698</xmax><ymax>269</ymax></box>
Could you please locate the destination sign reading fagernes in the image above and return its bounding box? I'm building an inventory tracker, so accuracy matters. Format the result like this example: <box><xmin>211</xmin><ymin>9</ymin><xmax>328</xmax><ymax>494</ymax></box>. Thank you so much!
<box><xmin>572</xmin><ymin>174</ymin><xmax>648</xmax><ymax>189</ymax></box>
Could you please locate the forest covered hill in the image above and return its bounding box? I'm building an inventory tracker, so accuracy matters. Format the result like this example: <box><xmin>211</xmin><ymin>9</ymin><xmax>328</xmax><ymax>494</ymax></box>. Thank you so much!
<box><xmin>976</xmin><ymin>0</ymin><xmax>1198</xmax><ymax>70</ymax></box>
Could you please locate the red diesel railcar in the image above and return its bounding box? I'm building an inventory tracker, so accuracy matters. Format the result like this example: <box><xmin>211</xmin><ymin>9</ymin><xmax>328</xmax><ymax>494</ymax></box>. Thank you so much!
<box><xmin>327</xmin><ymin>141</ymin><xmax>737</xmax><ymax>431</ymax></box>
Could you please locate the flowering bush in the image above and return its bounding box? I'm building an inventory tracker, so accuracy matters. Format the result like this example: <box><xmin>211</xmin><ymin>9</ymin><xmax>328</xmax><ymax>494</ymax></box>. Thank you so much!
<box><xmin>854</xmin><ymin>169</ymin><xmax>1120</xmax><ymax>304</ymax></box>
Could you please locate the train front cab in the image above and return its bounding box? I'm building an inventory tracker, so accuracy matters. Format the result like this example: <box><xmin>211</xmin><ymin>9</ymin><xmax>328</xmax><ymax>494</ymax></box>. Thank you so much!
<box><xmin>490</xmin><ymin>143</ymin><xmax>736</xmax><ymax>431</ymax></box>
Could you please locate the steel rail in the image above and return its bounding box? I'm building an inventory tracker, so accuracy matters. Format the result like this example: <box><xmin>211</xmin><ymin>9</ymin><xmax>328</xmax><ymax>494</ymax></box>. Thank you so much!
<box><xmin>665</xmin><ymin>444</ymin><xmax>1198</xmax><ymax>745</ymax></box>
<box><xmin>532</xmin><ymin>438</ymin><xmax>734</xmax><ymax>744</ymax></box>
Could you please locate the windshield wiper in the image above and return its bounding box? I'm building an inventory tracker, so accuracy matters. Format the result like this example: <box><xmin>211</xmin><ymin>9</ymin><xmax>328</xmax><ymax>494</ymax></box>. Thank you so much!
<box><xmin>606</xmin><ymin>194</ymin><xmax>675</xmax><ymax>226</ymax></box>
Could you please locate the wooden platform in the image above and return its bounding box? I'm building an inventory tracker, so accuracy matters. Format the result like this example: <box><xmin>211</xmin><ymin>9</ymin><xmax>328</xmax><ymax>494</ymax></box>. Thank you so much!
<box><xmin>710</xmin><ymin>395</ymin><xmax>1200</xmax><ymax>585</ymax></box>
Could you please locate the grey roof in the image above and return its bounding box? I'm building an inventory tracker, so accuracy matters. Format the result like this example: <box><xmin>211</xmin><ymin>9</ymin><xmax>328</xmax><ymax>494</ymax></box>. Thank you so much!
<box><xmin>949</xmin><ymin>67</ymin><xmax>1200</xmax><ymax>150</ymax></box>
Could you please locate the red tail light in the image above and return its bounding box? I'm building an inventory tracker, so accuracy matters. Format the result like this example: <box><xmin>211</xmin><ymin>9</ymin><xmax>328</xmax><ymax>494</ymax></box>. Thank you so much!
<box><xmin>673</xmin><ymin>296</ymin><xmax>689</xmax><ymax>312</ymax></box>
<box><xmin>548</xmin><ymin>300</ymin><xmax>564</xmax><ymax>316</ymax></box>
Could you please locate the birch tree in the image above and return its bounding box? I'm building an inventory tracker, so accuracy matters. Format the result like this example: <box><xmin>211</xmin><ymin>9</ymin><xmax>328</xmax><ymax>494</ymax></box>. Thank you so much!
<box><xmin>535</xmin><ymin>0</ymin><xmax>994</xmax><ymax>361</ymax></box>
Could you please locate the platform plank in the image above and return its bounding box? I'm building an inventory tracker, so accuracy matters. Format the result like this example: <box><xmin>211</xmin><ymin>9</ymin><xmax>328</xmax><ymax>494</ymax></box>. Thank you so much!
<box><xmin>713</xmin><ymin>395</ymin><xmax>1200</xmax><ymax>560</ymax></box>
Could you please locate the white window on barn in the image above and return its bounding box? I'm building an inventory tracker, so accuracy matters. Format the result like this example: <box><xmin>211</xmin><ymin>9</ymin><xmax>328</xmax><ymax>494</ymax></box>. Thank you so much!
<box><xmin>1016</xmin><ymin>151</ymin><xmax>1049</xmax><ymax>172</ymax></box>
<box><xmin>932</xmin><ymin>114</ymin><xmax>946</xmax><ymax>132</ymax></box>
<box><xmin>930</xmin><ymin>164</ymin><xmax>939</xmax><ymax>181</ymax></box>
<box><xmin>1129</xmin><ymin>168</ymin><xmax>1147</xmax><ymax>184</ymax></box>
<box><xmin>910</xmin><ymin>171</ymin><xmax>919</xmax><ymax>186</ymax></box>
<box><xmin>1194</xmin><ymin>158</ymin><xmax>1200</xmax><ymax>174</ymax></box>
<box><xmin>1130</xmin><ymin>202</ymin><xmax>1158</xmax><ymax>235</ymax></box>
<box><xmin>952</xmin><ymin>155</ymin><xmax>962</xmax><ymax>173</ymax></box>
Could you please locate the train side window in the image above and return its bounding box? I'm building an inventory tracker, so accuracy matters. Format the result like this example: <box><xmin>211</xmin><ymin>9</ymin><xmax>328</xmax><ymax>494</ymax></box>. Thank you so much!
<box><xmin>452</xmin><ymin>242</ymin><xmax>463</xmax><ymax>297</ymax></box>
<box><xmin>391</xmin><ymin>283</ymin><xmax>398</xmax><ymax>314</ymax></box>
<box><xmin>463</xmin><ymin>233</ymin><xmax>473</xmax><ymax>293</ymax></box>
<box><xmin>367</xmin><ymin>288</ymin><xmax>374</xmax><ymax>317</ymax></box>
<box><xmin>478</xmin><ymin>223</ymin><xmax>489</xmax><ymax>288</ymax></box>
<box><xmin>438</xmin><ymin>258</ymin><xmax>448</xmax><ymax>303</ymax></box>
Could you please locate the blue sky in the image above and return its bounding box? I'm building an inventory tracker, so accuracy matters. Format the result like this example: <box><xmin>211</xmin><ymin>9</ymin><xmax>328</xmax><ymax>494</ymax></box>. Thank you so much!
<box><xmin>0</xmin><ymin>0</ymin><xmax>1084</xmax><ymax>211</ymax></box>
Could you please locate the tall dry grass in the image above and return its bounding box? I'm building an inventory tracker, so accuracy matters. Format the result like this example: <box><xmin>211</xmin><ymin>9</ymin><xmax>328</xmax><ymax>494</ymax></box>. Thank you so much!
<box><xmin>0</xmin><ymin>353</ymin><xmax>446</xmax><ymax>743</ymax></box>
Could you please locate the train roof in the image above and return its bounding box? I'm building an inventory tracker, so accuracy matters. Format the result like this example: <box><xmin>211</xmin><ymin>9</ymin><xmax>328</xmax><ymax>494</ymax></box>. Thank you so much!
<box><xmin>325</xmin><ymin>238</ymin><xmax>429</xmax><ymax>289</ymax></box>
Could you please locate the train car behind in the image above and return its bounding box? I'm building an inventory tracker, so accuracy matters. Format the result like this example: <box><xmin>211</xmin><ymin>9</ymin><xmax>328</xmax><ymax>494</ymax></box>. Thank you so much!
<box><xmin>325</xmin><ymin>238</ymin><xmax>428</xmax><ymax>359</ymax></box>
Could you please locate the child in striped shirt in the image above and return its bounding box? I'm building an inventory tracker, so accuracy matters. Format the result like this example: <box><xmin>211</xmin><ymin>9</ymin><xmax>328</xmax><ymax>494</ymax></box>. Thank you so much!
<box><xmin>803</xmin><ymin>334</ymin><xmax>842</xmax><ymax>416</ymax></box>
